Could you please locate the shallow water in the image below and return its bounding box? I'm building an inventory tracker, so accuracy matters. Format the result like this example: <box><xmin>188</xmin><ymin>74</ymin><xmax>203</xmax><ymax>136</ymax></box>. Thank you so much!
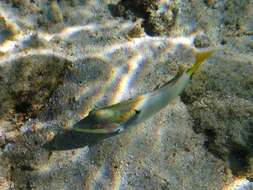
<box><xmin>0</xmin><ymin>0</ymin><xmax>252</xmax><ymax>189</ymax></box>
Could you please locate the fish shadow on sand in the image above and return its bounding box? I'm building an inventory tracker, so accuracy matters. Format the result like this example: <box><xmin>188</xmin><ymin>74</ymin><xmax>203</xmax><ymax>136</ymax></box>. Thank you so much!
<box><xmin>43</xmin><ymin>120</ymin><xmax>119</xmax><ymax>151</ymax></box>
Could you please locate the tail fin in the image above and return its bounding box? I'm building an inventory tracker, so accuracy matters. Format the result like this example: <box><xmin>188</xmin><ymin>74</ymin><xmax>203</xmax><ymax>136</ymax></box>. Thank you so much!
<box><xmin>187</xmin><ymin>49</ymin><xmax>215</xmax><ymax>77</ymax></box>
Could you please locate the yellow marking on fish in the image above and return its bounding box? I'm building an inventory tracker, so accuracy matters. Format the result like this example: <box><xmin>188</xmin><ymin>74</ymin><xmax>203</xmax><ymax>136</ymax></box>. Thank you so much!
<box><xmin>99</xmin><ymin>95</ymin><xmax>144</xmax><ymax>118</ymax></box>
<box><xmin>187</xmin><ymin>49</ymin><xmax>215</xmax><ymax>76</ymax></box>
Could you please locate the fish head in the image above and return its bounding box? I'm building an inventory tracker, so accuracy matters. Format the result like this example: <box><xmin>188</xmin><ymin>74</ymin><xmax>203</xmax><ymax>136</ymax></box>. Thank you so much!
<box><xmin>72</xmin><ymin>110</ymin><xmax>121</xmax><ymax>133</ymax></box>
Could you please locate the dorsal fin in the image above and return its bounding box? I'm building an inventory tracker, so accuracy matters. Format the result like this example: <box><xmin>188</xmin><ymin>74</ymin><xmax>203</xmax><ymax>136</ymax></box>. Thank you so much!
<box><xmin>155</xmin><ymin>64</ymin><xmax>187</xmax><ymax>90</ymax></box>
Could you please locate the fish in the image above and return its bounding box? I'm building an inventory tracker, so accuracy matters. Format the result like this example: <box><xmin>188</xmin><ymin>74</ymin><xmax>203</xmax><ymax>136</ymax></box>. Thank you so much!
<box><xmin>72</xmin><ymin>49</ymin><xmax>215</xmax><ymax>134</ymax></box>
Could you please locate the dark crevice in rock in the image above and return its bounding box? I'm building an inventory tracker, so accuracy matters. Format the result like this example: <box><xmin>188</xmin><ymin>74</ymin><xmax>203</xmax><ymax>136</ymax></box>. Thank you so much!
<box><xmin>20</xmin><ymin>165</ymin><xmax>34</xmax><ymax>172</ymax></box>
<box><xmin>228</xmin><ymin>147</ymin><xmax>251</xmax><ymax>176</ymax></box>
<box><xmin>14</xmin><ymin>101</ymin><xmax>32</xmax><ymax>114</ymax></box>
<box><xmin>203</xmin><ymin>128</ymin><xmax>217</xmax><ymax>149</ymax></box>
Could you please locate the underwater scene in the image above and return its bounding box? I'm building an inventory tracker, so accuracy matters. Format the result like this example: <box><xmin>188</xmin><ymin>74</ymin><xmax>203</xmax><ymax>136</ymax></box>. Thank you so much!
<box><xmin>0</xmin><ymin>0</ymin><xmax>253</xmax><ymax>189</ymax></box>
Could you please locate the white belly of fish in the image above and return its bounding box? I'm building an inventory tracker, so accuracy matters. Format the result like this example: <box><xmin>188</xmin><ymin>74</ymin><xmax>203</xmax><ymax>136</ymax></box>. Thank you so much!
<box><xmin>133</xmin><ymin>73</ymin><xmax>190</xmax><ymax>125</ymax></box>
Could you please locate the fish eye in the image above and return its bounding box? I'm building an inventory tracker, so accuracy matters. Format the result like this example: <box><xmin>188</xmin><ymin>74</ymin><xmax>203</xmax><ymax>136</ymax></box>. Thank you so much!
<box><xmin>89</xmin><ymin>109</ymin><xmax>96</xmax><ymax>115</ymax></box>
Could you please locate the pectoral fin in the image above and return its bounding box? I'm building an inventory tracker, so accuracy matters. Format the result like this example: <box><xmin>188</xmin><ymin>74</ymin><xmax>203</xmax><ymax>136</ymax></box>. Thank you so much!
<box><xmin>123</xmin><ymin>109</ymin><xmax>141</xmax><ymax>127</ymax></box>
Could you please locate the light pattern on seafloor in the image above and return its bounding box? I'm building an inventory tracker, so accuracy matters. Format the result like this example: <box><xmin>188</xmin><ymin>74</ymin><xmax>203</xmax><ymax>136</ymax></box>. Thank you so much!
<box><xmin>1</xmin><ymin>1</ymin><xmax>249</xmax><ymax>190</ymax></box>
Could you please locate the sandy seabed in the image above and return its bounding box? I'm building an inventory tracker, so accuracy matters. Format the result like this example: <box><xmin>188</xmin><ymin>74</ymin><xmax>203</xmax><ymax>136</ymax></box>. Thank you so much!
<box><xmin>0</xmin><ymin>0</ymin><xmax>253</xmax><ymax>189</ymax></box>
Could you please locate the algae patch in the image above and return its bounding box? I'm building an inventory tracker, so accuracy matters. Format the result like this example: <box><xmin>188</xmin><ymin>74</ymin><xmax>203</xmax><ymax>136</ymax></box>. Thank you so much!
<box><xmin>182</xmin><ymin>53</ymin><xmax>253</xmax><ymax>177</ymax></box>
<box><xmin>0</xmin><ymin>55</ymin><xmax>71</xmax><ymax>120</ymax></box>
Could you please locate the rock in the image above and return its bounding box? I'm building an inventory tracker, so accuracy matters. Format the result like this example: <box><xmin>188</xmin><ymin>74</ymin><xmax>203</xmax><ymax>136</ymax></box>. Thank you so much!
<box><xmin>194</xmin><ymin>34</ymin><xmax>211</xmax><ymax>48</ymax></box>
<box><xmin>7</xmin><ymin>0</ymin><xmax>30</xmax><ymax>8</ymax></box>
<box><xmin>22</xmin><ymin>33</ymin><xmax>48</xmax><ymax>49</ymax></box>
<box><xmin>204</xmin><ymin>0</ymin><xmax>217</xmax><ymax>8</ymax></box>
<box><xmin>112</xmin><ymin>0</ymin><xmax>178</xmax><ymax>35</ymax></box>
<box><xmin>0</xmin><ymin>54</ymin><xmax>71</xmax><ymax>121</ymax></box>
<box><xmin>182</xmin><ymin>52</ymin><xmax>253</xmax><ymax>177</ymax></box>
<box><xmin>49</xmin><ymin>0</ymin><xmax>63</xmax><ymax>23</ymax></box>
<box><xmin>0</xmin><ymin>15</ymin><xmax>17</xmax><ymax>44</ymax></box>
<box><xmin>0</xmin><ymin>130</ymin><xmax>6</xmax><ymax>147</ymax></box>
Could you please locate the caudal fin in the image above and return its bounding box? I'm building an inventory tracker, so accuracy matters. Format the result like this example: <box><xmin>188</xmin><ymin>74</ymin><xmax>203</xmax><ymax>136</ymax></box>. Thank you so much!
<box><xmin>187</xmin><ymin>49</ymin><xmax>215</xmax><ymax>76</ymax></box>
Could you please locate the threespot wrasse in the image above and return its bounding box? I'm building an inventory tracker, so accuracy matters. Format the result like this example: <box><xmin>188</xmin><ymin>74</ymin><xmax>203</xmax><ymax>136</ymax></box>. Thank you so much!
<box><xmin>73</xmin><ymin>49</ymin><xmax>215</xmax><ymax>134</ymax></box>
